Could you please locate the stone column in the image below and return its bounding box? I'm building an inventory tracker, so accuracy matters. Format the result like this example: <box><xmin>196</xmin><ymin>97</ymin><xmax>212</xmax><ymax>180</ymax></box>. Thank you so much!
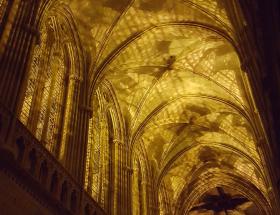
<box><xmin>0</xmin><ymin>0</ymin><xmax>40</xmax><ymax>112</ymax></box>
<box><xmin>141</xmin><ymin>181</ymin><xmax>148</xmax><ymax>215</ymax></box>
<box><xmin>123</xmin><ymin>143</ymin><xmax>132</xmax><ymax>215</ymax></box>
<box><xmin>74</xmin><ymin>104</ymin><xmax>92</xmax><ymax>184</ymax></box>
<box><xmin>110</xmin><ymin>139</ymin><xmax>132</xmax><ymax>215</ymax></box>
<box><xmin>145</xmin><ymin>171</ymin><xmax>159</xmax><ymax>215</ymax></box>
<box><xmin>0</xmin><ymin>0</ymin><xmax>41</xmax><ymax>158</ymax></box>
<box><xmin>112</xmin><ymin>139</ymin><xmax>119</xmax><ymax>215</ymax></box>
<box><xmin>59</xmin><ymin>70</ymin><xmax>93</xmax><ymax>185</ymax></box>
<box><xmin>242</xmin><ymin>60</ymin><xmax>280</xmax><ymax>212</ymax></box>
<box><xmin>59</xmin><ymin>73</ymin><xmax>82</xmax><ymax>174</ymax></box>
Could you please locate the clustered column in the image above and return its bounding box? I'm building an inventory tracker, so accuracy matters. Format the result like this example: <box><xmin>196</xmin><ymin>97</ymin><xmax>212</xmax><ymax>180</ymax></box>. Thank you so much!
<box><xmin>0</xmin><ymin>0</ymin><xmax>40</xmax><ymax>112</ymax></box>
<box><xmin>111</xmin><ymin>139</ymin><xmax>132</xmax><ymax>215</ymax></box>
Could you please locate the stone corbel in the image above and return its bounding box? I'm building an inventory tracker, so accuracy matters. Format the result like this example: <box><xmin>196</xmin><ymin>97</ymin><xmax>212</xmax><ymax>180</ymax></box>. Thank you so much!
<box><xmin>113</xmin><ymin>139</ymin><xmax>124</xmax><ymax>146</ymax></box>
<box><xmin>256</xmin><ymin>137</ymin><xmax>265</xmax><ymax>148</ymax></box>
<box><xmin>22</xmin><ymin>24</ymin><xmax>40</xmax><ymax>44</ymax></box>
<box><xmin>123</xmin><ymin>166</ymin><xmax>133</xmax><ymax>175</ymax></box>
<box><xmin>113</xmin><ymin>139</ymin><xmax>128</xmax><ymax>151</ymax></box>
<box><xmin>69</xmin><ymin>74</ymin><xmax>83</xmax><ymax>82</ymax></box>
<box><xmin>141</xmin><ymin>181</ymin><xmax>152</xmax><ymax>187</ymax></box>
<box><xmin>62</xmin><ymin>38</ymin><xmax>73</xmax><ymax>46</ymax></box>
<box><xmin>79</xmin><ymin>105</ymin><xmax>93</xmax><ymax>116</ymax></box>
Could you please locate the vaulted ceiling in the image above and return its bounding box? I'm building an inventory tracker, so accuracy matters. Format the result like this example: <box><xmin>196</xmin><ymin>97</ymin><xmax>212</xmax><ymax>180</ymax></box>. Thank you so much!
<box><xmin>66</xmin><ymin>0</ymin><xmax>270</xmax><ymax>213</ymax></box>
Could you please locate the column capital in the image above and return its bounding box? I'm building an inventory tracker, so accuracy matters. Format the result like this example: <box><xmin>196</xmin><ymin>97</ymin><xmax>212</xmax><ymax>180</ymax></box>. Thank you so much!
<box><xmin>69</xmin><ymin>74</ymin><xmax>83</xmax><ymax>82</ymax></box>
<box><xmin>141</xmin><ymin>181</ymin><xmax>148</xmax><ymax>185</ymax></box>
<box><xmin>256</xmin><ymin>137</ymin><xmax>265</xmax><ymax>147</ymax></box>
<box><xmin>62</xmin><ymin>38</ymin><xmax>74</xmax><ymax>46</ymax></box>
<box><xmin>123</xmin><ymin>166</ymin><xmax>133</xmax><ymax>174</ymax></box>
<box><xmin>142</xmin><ymin>181</ymin><xmax>152</xmax><ymax>187</ymax></box>
<box><xmin>79</xmin><ymin>105</ymin><xmax>93</xmax><ymax>114</ymax></box>
<box><xmin>22</xmin><ymin>24</ymin><xmax>40</xmax><ymax>39</ymax></box>
<box><xmin>113</xmin><ymin>139</ymin><xmax>123</xmax><ymax>145</ymax></box>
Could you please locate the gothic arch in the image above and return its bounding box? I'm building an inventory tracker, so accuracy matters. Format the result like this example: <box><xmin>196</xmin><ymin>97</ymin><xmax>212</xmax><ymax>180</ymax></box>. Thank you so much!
<box><xmin>89</xmin><ymin>22</ymin><xmax>241</xmax><ymax>98</ymax></box>
<box><xmin>85</xmin><ymin>79</ymin><xmax>127</xmax><ymax>212</ymax></box>
<box><xmin>19</xmin><ymin>3</ymin><xmax>85</xmax><ymax>158</ymax></box>
<box><xmin>174</xmin><ymin>168</ymin><xmax>272</xmax><ymax>215</ymax></box>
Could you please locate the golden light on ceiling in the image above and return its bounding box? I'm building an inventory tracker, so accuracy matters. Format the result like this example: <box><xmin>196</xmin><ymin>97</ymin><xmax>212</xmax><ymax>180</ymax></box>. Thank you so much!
<box><xmin>19</xmin><ymin>0</ymin><xmax>272</xmax><ymax>214</ymax></box>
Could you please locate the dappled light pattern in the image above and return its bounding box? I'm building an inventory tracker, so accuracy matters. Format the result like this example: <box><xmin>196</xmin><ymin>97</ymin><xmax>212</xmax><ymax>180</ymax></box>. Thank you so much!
<box><xmin>68</xmin><ymin>0</ymin><xmax>234</xmax><ymax>70</ymax></box>
<box><xmin>85</xmin><ymin>88</ymin><xmax>110</xmax><ymax>208</ymax></box>
<box><xmin>160</xmin><ymin>145</ymin><xmax>266</xmax><ymax>212</ymax></box>
<box><xmin>20</xmin><ymin>20</ymin><xmax>67</xmax><ymax>154</ymax></box>
<box><xmin>107</xmin><ymin>26</ymin><xmax>246</xmax><ymax>130</ymax></box>
<box><xmin>70</xmin><ymin>0</ymin><xmax>272</xmax><ymax>214</ymax></box>
<box><xmin>188</xmin><ymin>187</ymin><xmax>260</xmax><ymax>215</ymax></box>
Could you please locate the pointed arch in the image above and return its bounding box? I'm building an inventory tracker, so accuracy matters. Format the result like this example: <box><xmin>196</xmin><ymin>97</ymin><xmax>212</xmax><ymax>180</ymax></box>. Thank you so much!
<box><xmin>19</xmin><ymin>3</ymin><xmax>85</xmax><ymax>156</ymax></box>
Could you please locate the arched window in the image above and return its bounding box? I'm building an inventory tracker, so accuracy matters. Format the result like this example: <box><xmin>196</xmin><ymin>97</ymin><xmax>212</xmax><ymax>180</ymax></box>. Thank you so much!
<box><xmin>85</xmin><ymin>90</ymin><xmax>110</xmax><ymax>207</ymax></box>
<box><xmin>50</xmin><ymin>171</ymin><xmax>58</xmax><ymax>194</ymax></box>
<box><xmin>39</xmin><ymin>160</ymin><xmax>48</xmax><ymax>186</ymax></box>
<box><xmin>16</xmin><ymin>137</ymin><xmax>25</xmax><ymax>162</ymax></box>
<box><xmin>20</xmin><ymin>17</ymin><xmax>67</xmax><ymax>154</ymax></box>
<box><xmin>60</xmin><ymin>181</ymin><xmax>68</xmax><ymax>204</ymax></box>
<box><xmin>132</xmin><ymin>158</ymin><xmax>141</xmax><ymax>215</ymax></box>
<box><xmin>28</xmin><ymin>149</ymin><xmax>37</xmax><ymax>175</ymax></box>
<box><xmin>85</xmin><ymin>110</ymin><xmax>103</xmax><ymax>200</ymax></box>
<box><xmin>84</xmin><ymin>204</ymin><xmax>90</xmax><ymax>215</ymax></box>
<box><xmin>70</xmin><ymin>190</ymin><xmax>77</xmax><ymax>212</ymax></box>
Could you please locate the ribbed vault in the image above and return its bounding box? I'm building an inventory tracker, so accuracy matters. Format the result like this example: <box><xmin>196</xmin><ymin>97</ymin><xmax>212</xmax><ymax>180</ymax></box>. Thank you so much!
<box><xmin>66</xmin><ymin>0</ymin><xmax>272</xmax><ymax>214</ymax></box>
